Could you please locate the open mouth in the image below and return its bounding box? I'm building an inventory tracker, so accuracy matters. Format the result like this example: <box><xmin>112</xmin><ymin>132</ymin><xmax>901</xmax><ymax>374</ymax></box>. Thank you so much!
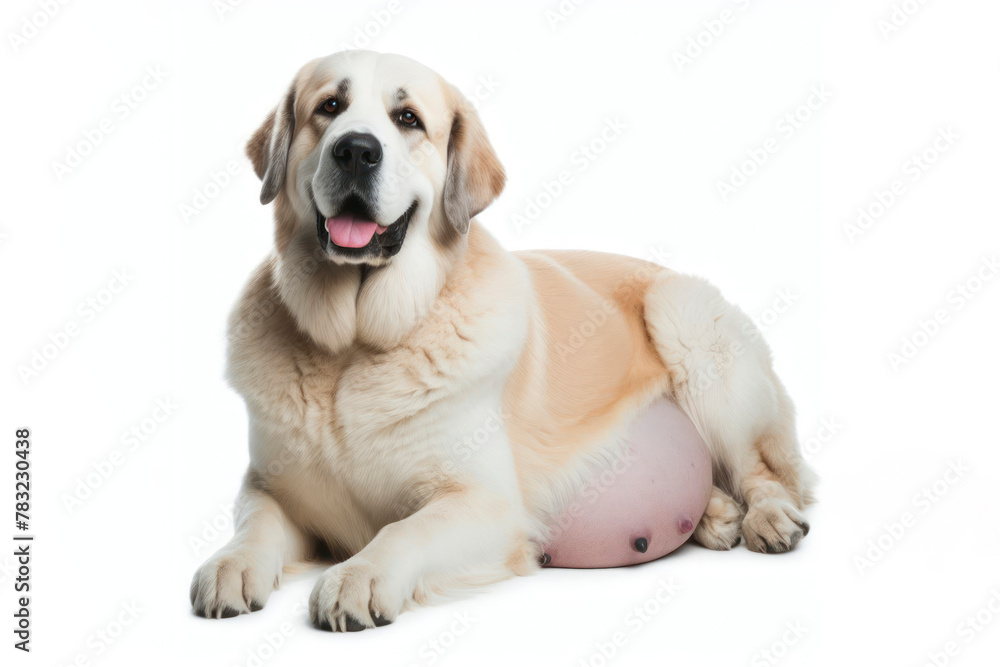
<box><xmin>316</xmin><ymin>195</ymin><xmax>416</xmax><ymax>260</ymax></box>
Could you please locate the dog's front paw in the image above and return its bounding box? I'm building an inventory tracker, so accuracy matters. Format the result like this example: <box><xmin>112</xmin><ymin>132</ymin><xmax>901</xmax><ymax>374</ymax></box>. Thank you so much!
<box><xmin>190</xmin><ymin>548</ymin><xmax>280</xmax><ymax>618</ymax></box>
<box><xmin>742</xmin><ymin>498</ymin><xmax>810</xmax><ymax>553</ymax></box>
<box><xmin>309</xmin><ymin>557</ymin><xmax>402</xmax><ymax>631</ymax></box>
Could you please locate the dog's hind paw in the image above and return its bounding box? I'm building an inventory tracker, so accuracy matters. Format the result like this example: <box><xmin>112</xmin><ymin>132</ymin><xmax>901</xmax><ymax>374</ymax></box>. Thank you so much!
<box><xmin>692</xmin><ymin>487</ymin><xmax>744</xmax><ymax>550</ymax></box>
<box><xmin>741</xmin><ymin>498</ymin><xmax>809</xmax><ymax>553</ymax></box>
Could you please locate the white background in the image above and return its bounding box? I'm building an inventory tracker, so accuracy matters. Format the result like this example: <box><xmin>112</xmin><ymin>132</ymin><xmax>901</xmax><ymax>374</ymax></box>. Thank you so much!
<box><xmin>3</xmin><ymin>1</ymin><xmax>1000</xmax><ymax>665</ymax></box>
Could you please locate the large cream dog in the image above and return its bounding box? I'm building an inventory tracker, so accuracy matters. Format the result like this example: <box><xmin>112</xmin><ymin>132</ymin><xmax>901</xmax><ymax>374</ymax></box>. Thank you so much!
<box><xmin>190</xmin><ymin>50</ymin><xmax>815</xmax><ymax>631</ymax></box>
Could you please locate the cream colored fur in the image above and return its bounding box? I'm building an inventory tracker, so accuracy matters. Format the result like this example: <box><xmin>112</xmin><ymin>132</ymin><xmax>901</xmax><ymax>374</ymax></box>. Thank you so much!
<box><xmin>189</xmin><ymin>51</ymin><xmax>815</xmax><ymax>630</ymax></box>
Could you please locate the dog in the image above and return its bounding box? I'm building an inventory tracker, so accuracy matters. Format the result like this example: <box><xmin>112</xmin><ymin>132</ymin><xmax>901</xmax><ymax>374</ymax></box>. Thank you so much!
<box><xmin>190</xmin><ymin>50</ymin><xmax>815</xmax><ymax>631</ymax></box>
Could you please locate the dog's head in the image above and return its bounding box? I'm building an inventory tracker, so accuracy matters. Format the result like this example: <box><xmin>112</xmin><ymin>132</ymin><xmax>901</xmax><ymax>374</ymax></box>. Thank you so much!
<box><xmin>248</xmin><ymin>51</ymin><xmax>505</xmax><ymax>266</ymax></box>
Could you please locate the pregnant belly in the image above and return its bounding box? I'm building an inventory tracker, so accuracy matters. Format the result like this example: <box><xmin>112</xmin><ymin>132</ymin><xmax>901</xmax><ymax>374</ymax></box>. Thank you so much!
<box><xmin>542</xmin><ymin>398</ymin><xmax>712</xmax><ymax>568</ymax></box>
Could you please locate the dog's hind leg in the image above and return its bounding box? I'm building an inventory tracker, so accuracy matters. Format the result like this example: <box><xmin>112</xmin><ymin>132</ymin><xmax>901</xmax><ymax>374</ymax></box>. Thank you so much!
<box><xmin>643</xmin><ymin>272</ymin><xmax>816</xmax><ymax>553</ymax></box>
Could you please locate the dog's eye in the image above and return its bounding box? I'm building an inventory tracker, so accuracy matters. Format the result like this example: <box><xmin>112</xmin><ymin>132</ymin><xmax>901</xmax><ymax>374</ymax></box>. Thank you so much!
<box><xmin>397</xmin><ymin>109</ymin><xmax>421</xmax><ymax>128</ymax></box>
<box><xmin>318</xmin><ymin>98</ymin><xmax>339</xmax><ymax>115</ymax></box>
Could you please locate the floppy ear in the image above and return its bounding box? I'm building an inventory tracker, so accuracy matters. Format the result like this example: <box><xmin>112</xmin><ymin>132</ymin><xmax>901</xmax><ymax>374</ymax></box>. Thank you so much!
<box><xmin>443</xmin><ymin>96</ymin><xmax>506</xmax><ymax>233</ymax></box>
<box><xmin>246</xmin><ymin>84</ymin><xmax>296</xmax><ymax>205</ymax></box>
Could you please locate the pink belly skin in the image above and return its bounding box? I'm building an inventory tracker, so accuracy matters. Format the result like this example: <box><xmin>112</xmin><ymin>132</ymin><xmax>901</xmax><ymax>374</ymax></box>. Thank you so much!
<box><xmin>542</xmin><ymin>399</ymin><xmax>712</xmax><ymax>568</ymax></box>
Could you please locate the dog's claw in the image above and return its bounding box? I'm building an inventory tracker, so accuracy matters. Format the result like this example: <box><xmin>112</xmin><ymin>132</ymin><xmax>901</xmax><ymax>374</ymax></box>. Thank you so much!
<box><xmin>219</xmin><ymin>606</ymin><xmax>242</xmax><ymax>619</ymax></box>
<box><xmin>343</xmin><ymin>613</ymin><xmax>366</xmax><ymax>632</ymax></box>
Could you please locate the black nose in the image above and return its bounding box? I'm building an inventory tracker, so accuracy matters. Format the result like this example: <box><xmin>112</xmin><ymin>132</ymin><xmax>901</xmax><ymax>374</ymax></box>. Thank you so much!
<box><xmin>332</xmin><ymin>132</ymin><xmax>382</xmax><ymax>178</ymax></box>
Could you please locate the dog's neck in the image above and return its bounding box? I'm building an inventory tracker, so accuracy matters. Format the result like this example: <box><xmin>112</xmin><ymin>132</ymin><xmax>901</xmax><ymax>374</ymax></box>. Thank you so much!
<box><xmin>274</xmin><ymin>224</ymin><xmax>469</xmax><ymax>355</ymax></box>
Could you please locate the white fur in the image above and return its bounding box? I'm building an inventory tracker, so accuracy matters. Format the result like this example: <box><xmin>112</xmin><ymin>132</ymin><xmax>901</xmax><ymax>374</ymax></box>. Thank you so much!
<box><xmin>190</xmin><ymin>51</ymin><xmax>815</xmax><ymax>630</ymax></box>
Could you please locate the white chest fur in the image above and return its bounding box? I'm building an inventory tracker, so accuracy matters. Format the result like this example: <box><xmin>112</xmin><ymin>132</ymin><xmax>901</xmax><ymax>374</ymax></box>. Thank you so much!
<box><xmin>227</xmin><ymin>256</ymin><xmax>529</xmax><ymax>555</ymax></box>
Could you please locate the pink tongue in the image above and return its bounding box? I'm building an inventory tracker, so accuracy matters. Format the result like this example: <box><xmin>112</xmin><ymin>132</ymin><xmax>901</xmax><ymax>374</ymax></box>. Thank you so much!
<box><xmin>325</xmin><ymin>215</ymin><xmax>387</xmax><ymax>248</ymax></box>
